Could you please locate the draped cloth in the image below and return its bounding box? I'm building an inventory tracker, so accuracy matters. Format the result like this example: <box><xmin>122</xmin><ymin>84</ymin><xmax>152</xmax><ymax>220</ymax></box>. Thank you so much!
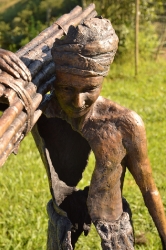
<box><xmin>51</xmin><ymin>17</ymin><xmax>119</xmax><ymax>77</ymax></box>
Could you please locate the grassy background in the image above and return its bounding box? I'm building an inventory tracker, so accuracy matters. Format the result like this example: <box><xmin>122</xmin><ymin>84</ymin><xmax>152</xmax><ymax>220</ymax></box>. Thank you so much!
<box><xmin>0</xmin><ymin>58</ymin><xmax>166</xmax><ymax>249</ymax></box>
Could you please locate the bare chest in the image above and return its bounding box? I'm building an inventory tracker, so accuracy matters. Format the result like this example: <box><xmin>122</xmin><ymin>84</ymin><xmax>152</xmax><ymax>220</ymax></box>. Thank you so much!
<box><xmin>81</xmin><ymin>119</ymin><xmax>126</xmax><ymax>167</ymax></box>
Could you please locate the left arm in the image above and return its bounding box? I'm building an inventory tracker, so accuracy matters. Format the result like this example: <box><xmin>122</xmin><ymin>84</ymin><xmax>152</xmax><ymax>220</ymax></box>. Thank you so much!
<box><xmin>124</xmin><ymin>111</ymin><xmax>166</xmax><ymax>249</ymax></box>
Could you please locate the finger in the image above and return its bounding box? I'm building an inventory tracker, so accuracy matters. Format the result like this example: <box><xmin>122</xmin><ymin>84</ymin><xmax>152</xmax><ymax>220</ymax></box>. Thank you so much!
<box><xmin>122</xmin><ymin>233</ymin><xmax>134</xmax><ymax>250</ymax></box>
<box><xmin>2</xmin><ymin>54</ymin><xmax>28</xmax><ymax>81</ymax></box>
<box><xmin>10</xmin><ymin>53</ymin><xmax>32</xmax><ymax>81</ymax></box>
<box><xmin>0</xmin><ymin>49</ymin><xmax>31</xmax><ymax>81</ymax></box>
<box><xmin>0</xmin><ymin>57</ymin><xmax>21</xmax><ymax>79</ymax></box>
<box><xmin>111</xmin><ymin>235</ymin><xmax>121</xmax><ymax>250</ymax></box>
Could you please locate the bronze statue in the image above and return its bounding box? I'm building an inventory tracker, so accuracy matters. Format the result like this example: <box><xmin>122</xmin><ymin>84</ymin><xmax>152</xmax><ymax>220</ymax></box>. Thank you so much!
<box><xmin>1</xmin><ymin>17</ymin><xmax>166</xmax><ymax>250</ymax></box>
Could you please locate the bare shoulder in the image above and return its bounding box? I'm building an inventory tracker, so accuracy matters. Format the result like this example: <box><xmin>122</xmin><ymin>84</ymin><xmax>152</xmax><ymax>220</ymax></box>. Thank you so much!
<box><xmin>94</xmin><ymin>96</ymin><xmax>145</xmax><ymax>133</ymax></box>
<box><xmin>124</xmin><ymin>109</ymin><xmax>145</xmax><ymax>129</ymax></box>
<box><xmin>94</xmin><ymin>96</ymin><xmax>128</xmax><ymax>116</ymax></box>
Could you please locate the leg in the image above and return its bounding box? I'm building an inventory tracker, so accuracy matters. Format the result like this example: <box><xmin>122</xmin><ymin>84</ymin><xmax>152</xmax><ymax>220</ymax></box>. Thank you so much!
<box><xmin>47</xmin><ymin>199</ymin><xmax>73</xmax><ymax>250</ymax></box>
<box><xmin>60</xmin><ymin>187</ymin><xmax>91</xmax><ymax>248</ymax></box>
<box><xmin>47</xmin><ymin>187</ymin><xmax>91</xmax><ymax>250</ymax></box>
<box><xmin>32</xmin><ymin>115</ymin><xmax>91</xmax><ymax>249</ymax></box>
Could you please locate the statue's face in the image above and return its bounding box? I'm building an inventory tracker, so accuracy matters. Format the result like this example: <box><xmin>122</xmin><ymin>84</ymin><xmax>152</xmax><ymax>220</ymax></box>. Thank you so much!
<box><xmin>55</xmin><ymin>72</ymin><xmax>103</xmax><ymax>118</ymax></box>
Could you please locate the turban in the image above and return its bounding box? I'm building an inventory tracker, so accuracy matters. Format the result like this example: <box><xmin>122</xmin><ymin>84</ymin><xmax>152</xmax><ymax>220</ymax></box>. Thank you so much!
<box><xmin>51</xmin><ymin>17</ymin><xmax>119</xmax><ymax>77</ymax></box>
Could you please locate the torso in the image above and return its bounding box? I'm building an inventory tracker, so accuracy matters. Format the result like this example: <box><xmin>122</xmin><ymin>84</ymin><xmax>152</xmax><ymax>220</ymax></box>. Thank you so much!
<box><xmin>44</xmin><ymin>95</ymin><xmax>135</xmax><ymax>221</ymax></box>
<box><xmin>68</xmin><ymin>96</ymin><xmax>133</xmax><ymax>221</ymax></box>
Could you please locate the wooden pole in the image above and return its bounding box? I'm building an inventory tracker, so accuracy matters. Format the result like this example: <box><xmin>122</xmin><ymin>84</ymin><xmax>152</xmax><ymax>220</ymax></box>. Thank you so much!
<box><xmin>135</xmin><ymin>0</ymin><xmax>139</xmax><ymax>76</ymax></box>
<box><xmin>16</xmin><ymin>5</ymin><xmax>83</xmax><ymax>58</ymax></box>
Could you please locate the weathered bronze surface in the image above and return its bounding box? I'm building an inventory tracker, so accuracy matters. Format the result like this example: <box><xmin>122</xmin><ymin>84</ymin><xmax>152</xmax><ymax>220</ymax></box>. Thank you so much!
<box><xmin>0</xmin><ymin>12</ymin><xmax>166</xmax><ymax>250</ymax></box>
<box><xmin>0</xmin><ymin>48</ymin><xmax>31</xmax><ymax>81</ymax></box>
<box><xmin>40</xmin><ymin>17</ymin><xmax>166</xmax><ymax>249</ymax></box>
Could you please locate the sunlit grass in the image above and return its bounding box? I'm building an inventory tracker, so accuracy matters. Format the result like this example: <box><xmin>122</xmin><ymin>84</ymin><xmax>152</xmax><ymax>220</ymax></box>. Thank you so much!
<box><xmin>0</xmin><ymin>133</ymin><xmax>50</xmax><ymax>250</ymax></box>
<box><xmin>0</xmin><ymin>58</ymin><xmax>166</xmax><ymax>249</ymax></box>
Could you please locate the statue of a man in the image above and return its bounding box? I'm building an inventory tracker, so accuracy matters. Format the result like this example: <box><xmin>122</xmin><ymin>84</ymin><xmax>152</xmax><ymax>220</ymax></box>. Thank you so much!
<box><xmin>40</xmin><ymin>17</ymin><xmax>166</xmax><ymax>249</ymax></box>
<box><xmin>1</xmin><ymin>17</ymin><xmax>166</xmax><ymax>250</ymax></box>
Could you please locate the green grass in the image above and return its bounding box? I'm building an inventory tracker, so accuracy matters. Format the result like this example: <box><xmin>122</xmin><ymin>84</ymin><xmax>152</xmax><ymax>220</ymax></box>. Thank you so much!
<box><xmin>0</xmin><ymin>134</ymin><xmax>50</xmax><ymax>250</ymax></box>
<box><xmin>1</xmin><ymin>58</ymin><xmax>166</xmax><ymax>249</ymax></box>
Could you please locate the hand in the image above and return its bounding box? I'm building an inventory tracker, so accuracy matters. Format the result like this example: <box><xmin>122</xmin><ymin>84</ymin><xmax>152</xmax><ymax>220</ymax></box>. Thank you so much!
<box><xmin>94</xmin><ymin>212</ymin><xmax>134</xmax><ymax>250</ymax></box>
<box><xmin>0</xmin><ymin>48</ymin><xmax>31</xmax><ymax>81</ymax></box>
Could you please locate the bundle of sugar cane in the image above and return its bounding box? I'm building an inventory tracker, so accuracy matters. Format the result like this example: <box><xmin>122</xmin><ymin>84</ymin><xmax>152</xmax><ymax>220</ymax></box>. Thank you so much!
<box><xmin>0</xmin><ymin>3</ymin><xmax>97</xmax><ymax>167</ymax></box>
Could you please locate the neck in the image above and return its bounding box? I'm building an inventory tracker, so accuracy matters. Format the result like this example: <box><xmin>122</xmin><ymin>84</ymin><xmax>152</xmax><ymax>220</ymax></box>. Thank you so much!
<box><xmin>66</xmin><ymin>107</ymin><xmax>93</xmax><ymax>132</ymax></box>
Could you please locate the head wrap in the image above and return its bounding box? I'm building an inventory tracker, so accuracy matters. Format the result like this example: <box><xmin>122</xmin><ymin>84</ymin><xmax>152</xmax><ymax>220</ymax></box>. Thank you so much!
<box><xmin>51</xmin><ymin>17</ymin><xmax>119</xmax><ymax>77</ymax></box>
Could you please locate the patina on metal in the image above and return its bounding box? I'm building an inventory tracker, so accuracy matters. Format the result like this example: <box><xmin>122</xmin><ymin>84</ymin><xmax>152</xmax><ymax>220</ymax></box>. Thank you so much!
<box><xmin>39</xmin><ymin>17</ymin><xmax>166</xmax><ymax>249</ymax></box>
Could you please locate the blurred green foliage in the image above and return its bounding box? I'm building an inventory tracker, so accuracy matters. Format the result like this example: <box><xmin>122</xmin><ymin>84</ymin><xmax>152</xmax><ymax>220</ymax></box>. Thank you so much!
<box><xmin>0</xmin><ymin>0</ymin><xmax>166</xmax><ymax>59</ymax></box>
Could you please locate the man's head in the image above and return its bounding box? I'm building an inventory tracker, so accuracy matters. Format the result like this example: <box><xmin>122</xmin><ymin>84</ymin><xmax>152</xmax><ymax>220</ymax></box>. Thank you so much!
<box><xmin>51</xmin><ymin>17</ymin><xmax>118</xmax><ymax>118</ymax></box>
<box><xmin>52</xmin><ymin>17</ymin><xmax>118</xmax><ymax>77</ymax></box>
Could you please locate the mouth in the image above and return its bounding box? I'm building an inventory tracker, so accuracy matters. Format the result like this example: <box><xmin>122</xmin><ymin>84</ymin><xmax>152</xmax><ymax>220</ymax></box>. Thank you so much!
<box><xmin>72</xmin><ymin>105</ymin><xmax>89</xmax><ymax>113</ymax></box>
<box><xmin>67</xmin><ymin>105</ymin><xmax>90</xmax><ymax>117</ymax></box>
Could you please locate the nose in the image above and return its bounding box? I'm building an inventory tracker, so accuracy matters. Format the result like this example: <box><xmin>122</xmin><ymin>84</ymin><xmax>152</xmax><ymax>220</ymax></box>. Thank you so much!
<box><xmin>72</xmin><ymin>93</ymin><xmax>85</xmax><ymax>108</ymax></box>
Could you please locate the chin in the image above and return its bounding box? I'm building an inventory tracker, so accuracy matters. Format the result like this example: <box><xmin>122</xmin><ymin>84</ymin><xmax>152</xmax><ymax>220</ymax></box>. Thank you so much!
<box><xmin>68</xmin><ymin>113</ymin><xmax>85</xmax><ymax>118</ymax></box>
<box><xmin>67</xmin><ymin>109</ymin><xmax>90</xmax><ymax>118</ymax></box>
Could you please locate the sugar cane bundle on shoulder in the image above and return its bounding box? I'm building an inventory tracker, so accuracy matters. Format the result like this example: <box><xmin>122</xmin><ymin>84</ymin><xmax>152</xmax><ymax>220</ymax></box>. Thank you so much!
<box><xmin>0</xmin><ymin>3</ymin><xmax>97</xmax><ymax>167</ymax></box>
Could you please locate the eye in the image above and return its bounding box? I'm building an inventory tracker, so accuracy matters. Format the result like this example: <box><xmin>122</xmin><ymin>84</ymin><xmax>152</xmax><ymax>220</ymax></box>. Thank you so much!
<box><xmin>83</xmin><ymin>86</ymin><xmax>97</xmax><ymax>92</ymax></box>
<box><xmin>61</xmin><ymin>86</ymin><xmax>73</xmax><ymax>92</ymax></box>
